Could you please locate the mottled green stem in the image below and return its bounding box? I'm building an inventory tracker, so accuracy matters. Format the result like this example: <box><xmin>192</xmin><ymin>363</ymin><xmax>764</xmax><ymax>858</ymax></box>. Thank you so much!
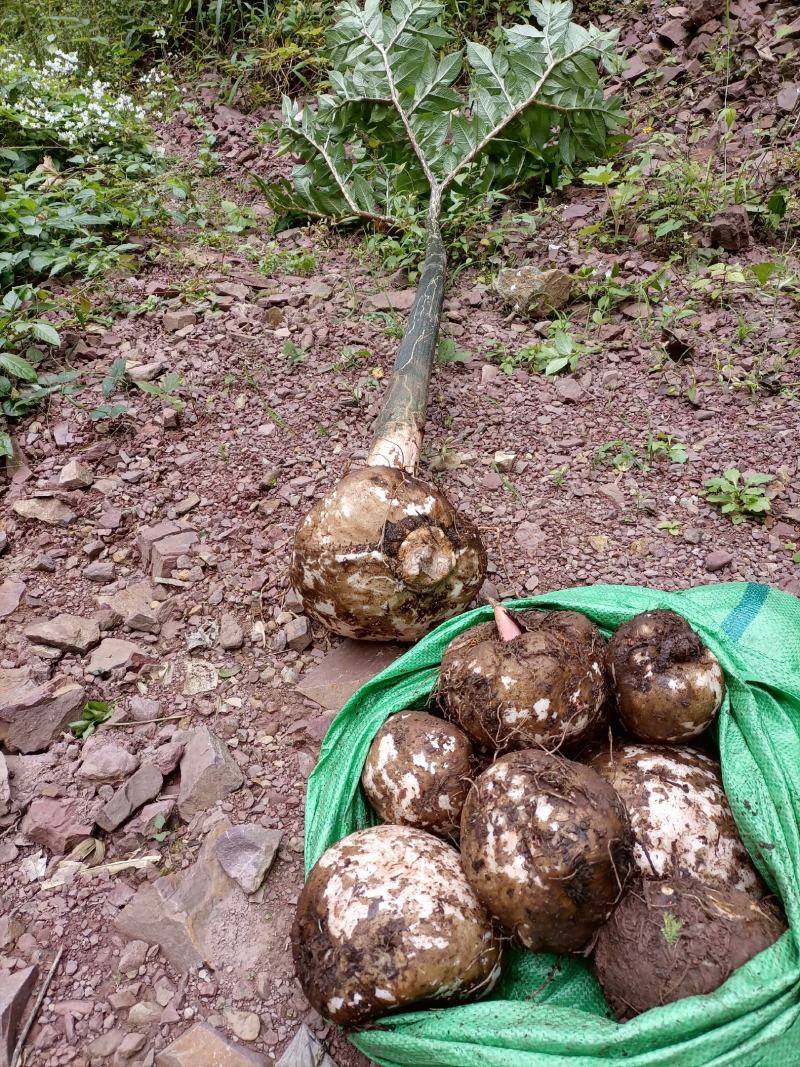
<box><xmin>367</xmin><ymin>192</ymin><xmax>446</xmax><ymax>473</ymax></box>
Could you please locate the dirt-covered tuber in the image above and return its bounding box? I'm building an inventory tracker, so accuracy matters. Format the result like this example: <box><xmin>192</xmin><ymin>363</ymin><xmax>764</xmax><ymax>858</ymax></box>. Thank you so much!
<box><xmin>592</xmin><ymin>877</ymin><xmax>785</xmax><ymax>1020</ymax></box>
<box><xmin>459</xmin><ymin>749</ymin><xmax>633</xmax><ymax>952</ymax></box>
<box><xmin>440</xmin><ymin>609</ymin><xmax>608</xmax><ymax>751</ymax></box>
<box><xmin>607</xmin><ymin>610</ymin><xmax>725</xmax><ymax>741</ymax></box>
<box><xmin>361</xmin><ymin>711</ymin><xmax>474</xmax><ymax>836</ymax></box>
<box><xmin>291</xmin><ymin>467</ymin><xmax>486</xmax><ymax>641</ymax></box>
<box><xmin>586</xmin><ymin>742</ymin><xmax>762</xmax><ymax>896</ymax></box>
<box><xmin>292</xmin><ymin>824</ymin><xmax>501</xmax><ymax>1025</ymax></box>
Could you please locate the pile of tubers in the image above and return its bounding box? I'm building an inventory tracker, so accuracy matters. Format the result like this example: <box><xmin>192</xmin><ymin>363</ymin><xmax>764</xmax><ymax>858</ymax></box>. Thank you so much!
<box><xmin>293</xmin><ymin>606</ymin><xmax>785</xmax><ymax>1026</ymax></box>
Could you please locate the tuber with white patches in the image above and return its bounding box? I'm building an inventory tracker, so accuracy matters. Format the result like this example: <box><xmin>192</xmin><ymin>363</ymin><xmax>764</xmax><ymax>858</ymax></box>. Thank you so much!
<box><xmin>592</xmin><ymin>877</ymin><xmax>785</xmax><ymax>1020</ymax></box>
<box><xmin>607</xmin><ymin>610</ymin><xmax>725</xmax><ymax>741</ymax></box>
<box><xmin>361</xmin><ymin>711</ymin><xmax>474</xmax><ymax>836</ymax></box>
<box><xmin>292</xmin><ymin>824</ymin><xmax>502</xmax><ymax>1025</ymax></box>
<box><xmin>440</xmin><ymin>610</ymin><xmax>609</xmax><ymax>752</ymax></box>
<box><xmin>585</xmin><ymin>741</ymin><xmax>763</xmax><ymax>896</ymax></box>
<box><xmin>459</xmin><ymin>749</ymin><xmax>633</xmax><ymax>952</ymax></box>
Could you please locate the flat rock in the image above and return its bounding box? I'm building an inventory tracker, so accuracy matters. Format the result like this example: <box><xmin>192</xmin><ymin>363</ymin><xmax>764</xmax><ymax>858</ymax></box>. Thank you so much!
<box><xmin>25</xmin><ymin>613</ymin><xmax>100</xmax><ymax>655</ymax></box>
<box><xmin>21</xmin><ymin>798</ymin><xmax>92</xmax><ymax>853</ymax></box>
<box><xmin>146</xmin><ymin>741</ymin><xmax>184</xmax><ymax>775</ymax></box>
<box><xmin>98</xmin><ymin>581</ymin><xmax>166</xmax><ymax>634</ymax></box>
<box><xmin>119</xmin><ymin>798</ymin><xmax>175</xmax><ymax>844</ymax></box>
<box><xmin>225</xmin><ymin>1010</ymin><xmax>260</xmax><ymax>1042</ymax></box>
<box><xmin>95</xmin><ymin>764</ymin><xmax>163</xmax><ymax>832</ymax></box>
<box><xmin>514</xmin><ymin>521</ymin><xmax>546</xmax><ymax>553</ymax></box>
<box><xmin>494</xmin><ymin>267</ymin><xmax>572</xmax><ymax>315</ymax></box>
<box><xmin>77</xmin><ymin>743</ymin><xmax>139</xmax><ymax>783</ymax></box>
<box><xmin>156</xmin><ymin>1022</ymin><xmax>268</xmax><ymax>1066</ymax></box>
<box><xmin>554</xmin><ymin>376</ymin><xmax>585</xmax><ymax>402</ymax></box>
<box><xmin>58</xmin><ymin>459</ymin><xmax>93</xmax><ymax>489</ymax></box>
<box><xmin>117</xmin><ymin>821</ymin><xmax>276</xmax><ymax>978</ymax></box>
<box><xmin>182</xmin><ymin>660</ymin><xmax>218</xmax><ymax>696</ymax></box>
<box><xmin>137</xmin><ymin>521</ymin><xmax>182</xmax><ymax>567</ymax></box>
<box><xmin>215</xmin><ymin>824</ymin><xmax>282</xmax><ymax>894</ymax></box>
<box><xmin>84</xmin><ymin>560</ymin><xmax>115</xmax><ymax>583</ymax></box>
<box><xmin>86</xmin><ymin>638</ymin><xmax>155</xmax><ymax>676</ymax></box>
<box><xmin>365</xmin><ymin>289</ymin><xmax>415</xmax><ymax>311</ymax></box>
<box><xmin>276</xmin><ymin>1025</ymin><xmax>338</xmax><ymax>1067</ymax></box>
<box><xmin>12</xmin><ymin>497</ymin><xmax>76</xmax><ymax>526</ymax></box>
<box><xmin>177</xmin><ymin>727</ymin><xmax>243</xmax><ymax>821</ymax></box>
<box><xmin>162</xmin><ymin>310</ymin><xmax>197</xmax><ymax>333</ymax></box>
<box><xmin>296</xmin><ymin>640</ymin><xmax>404</xmax><ymax>710</ymax></box>
<box><xmin>0</xmin><ymin>578</ymin><xmax>25</xmax><ymax>619</ymax></box>
<box><xmin>0</xmin><ymin>673</ymin><xmax>85</xmax><ymax>754</ymax></box>
<box><xmin>219</xmin><ymin>613</ymin><xmax>244</xmax><ymax>651</ymax></box>
<box><xmin>0</xmin><ymin>966</ymin><xmax>38</xmax><ymax>1066</ymax></box>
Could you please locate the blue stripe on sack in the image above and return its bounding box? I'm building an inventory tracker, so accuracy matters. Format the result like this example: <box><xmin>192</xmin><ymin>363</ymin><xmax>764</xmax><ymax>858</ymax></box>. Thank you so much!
<box><xmin>721</xmin><ymin>583</ymin><xmax>770</xmax><ymax>642</ymax></box>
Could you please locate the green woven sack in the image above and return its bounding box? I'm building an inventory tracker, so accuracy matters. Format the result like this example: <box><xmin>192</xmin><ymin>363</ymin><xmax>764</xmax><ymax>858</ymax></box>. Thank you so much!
<box><xmin>304</xmin><ymin>582</ymin><xmax>800</xmax><ymax>1067</ymax></box>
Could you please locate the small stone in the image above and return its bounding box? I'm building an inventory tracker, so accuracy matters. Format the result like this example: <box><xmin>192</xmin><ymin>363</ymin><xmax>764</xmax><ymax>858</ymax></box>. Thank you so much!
<box><xmin>296</xmin><ymin>641</ymin><xmax>404</xmax><ymax>711</ymax></box>
<box><xmin>21</xmin><ymin>798</ymin><xmax>92</xmax><ymax>853</ymax></box>
<box><xmin>0</xmin><ymin>531</ymin><xmax>7</xmax><ymax>554</ymax></box>
<box><xmin>118</xmin><ymin>939</ymin><xmax>148</xmax><ymax>975</ymax></box>
<box><xmin>0</xmin><ymin>578</ymin><xmax>25</xmax><ymax>620</ymax></box>
<box><xmin>87</xmin><ymin>1031</ymin><xmax>124</xmax><ymax>1057</ymax></box>
<box><xmin>710</xmin><ymin>206</ymin><xmax>750</xmax><ymax>252</ymax></box>
<box><xmin>514</xmin><ymin>521</ymin><xmax>546</xmax><ymax>553</ymax></box>
<box><xmin>127</xmin><ymin>360</ymin><xmax>168</xmax><ymax>382</ymax></box>
<box><xmin>151</xmin><ymin>532</ymin><xmax>199</xmax><ymax>579</ymax></box>
<box><xmin>182</xmin><ymin>660</ymin><xmax>218</xmax><ymax>696</ymax></box>
<box><xmin>553</xmin><ymin>377</ymin><xmax>585</xmax><ymax>402</ymax></box>
<box><xmin>683</xmin><ymin>0</ymin><xmax>723</xmax><ymax>30</ymax></box>
<box><xmin>163</xmin><ymin>309</ymin><xmax>197</xmax><ymax>333</ymax></box>
<box><xmin>220</xmin><ymin>614</ymin><xmax>244</xmax><ymax>651</ymax></box>
<box><xmin>77</xmin><ymin>744</ymin><xmax>139</xmax><ymax>783</ymax></box>
<box><xmin>494</xmin><ymin>267</ymin><xmax>571</xmax><ymax>315</ymax></box>
<box><xmin>215</xmin><ymin>824</ymin><xmax>282</xmax><ymax>894</ymax></box>
<box><xmin>174</xmin><ymin>492</ymin><xmax>200</xmax><ymax>516</ymax></box>
<box><xmin>493</xmin><ymin>450</ymin><xmax>516</xmax><ymax>472</ymax></box>
<box><xmin>156</xmin><ymin>1023</ymin><xmax>268</xmax><ymax>1066</ymax></box>
<box><xmin>25</xmin><ymin>613</ymin><xmax>100</xmax><ymax>655</ymax></box>
<box><xmin>122</xmin><ymin>798</ymin><xmax>176</xmax><ymax>841</ymax></box>
<box><xmin>84</xmin><ymin>560</ymin><xmax>115</xmax><ymax>583</ymax></box>
<box><xmin>225</xmin><ymin>1010</ymin><xmax>260</xmax><ymax>1042</ymax></box>
<box><xmin>705</xmin><ymin>550</ymin><xmax>734</xmax><ymax>572</ymax></box>
<box><xmin>162</xmin><ymin>408</ymin><xmax>180</xmax><ymax>429</ymax></box>
<box><xmin>99</xmin><ymin>582</ymin><xmax>165</xmax><ymax>634</ymax></box>
<box><xmin>86</xmin><ymin>638</ymin><xmax>155</xmax><ymax>676</ymax></box>
<box><xmin>683</xmin><ymin>527</ymin><xmax>703</xmax><ymax>545</ymax></box>
<box><xmin>95</xmin><ymin>764</ymin><xmax>164</xmax><ymax>832</ymax></box>
<box><xmin>283</xmin><ymin>616</ymin><xmax>312</xmax><ymax>652</ymax></box>
<box><xmin>57</xmin><ymin>459</ymin><xmax>93</xmax><ymax>489</ymax></box>
<box><xmin>777</xmin><ymin>83</ymin><xmax>800</xmax><ymax>113</ymax></box>
<box><xmin>136</xmin><ymin>521</ymin><xmax>182</xmax><ymax>567</ymax></box>
<box><xmin>146</xmin><ymin>742</ymin><xmax>184</xmax><ymax>776</ymax></box>
<box><xmin>178</xmin><ymin>727</ymin><xmax>243</xmax><ymax>820</ymax></box>
<box><xmin>129</xmin><ymin>1002</ymin><xmax>163</xmax><ymax>1027</ymax></box>
<box><xmin>598</xmin><ymin>484</ymin><xmax>626</xmax><ymax>510</ymax></box>
<box><xmin>0</xmin><ymin>967</ymin><xmax>38</xmax><ymax>1064</ymax></box>
<box><xmin>12</xmin><ymin>497</ymin><xmax>76</xmax><ymax>527</ymax></box>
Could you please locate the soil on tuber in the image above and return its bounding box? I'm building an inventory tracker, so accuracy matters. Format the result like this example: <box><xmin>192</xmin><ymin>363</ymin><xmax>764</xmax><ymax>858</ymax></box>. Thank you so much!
<box><xmin>592</xmin><ymin>877</ymin><xmax>786</xmax><ymax>1020</ymax></box>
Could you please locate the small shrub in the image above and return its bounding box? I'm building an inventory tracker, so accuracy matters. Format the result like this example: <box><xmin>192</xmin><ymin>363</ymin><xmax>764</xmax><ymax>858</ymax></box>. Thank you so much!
<box><xmin>702</xmin><ymin>469</ymin><xmax>773</xmax><ymax>524</ymax></box>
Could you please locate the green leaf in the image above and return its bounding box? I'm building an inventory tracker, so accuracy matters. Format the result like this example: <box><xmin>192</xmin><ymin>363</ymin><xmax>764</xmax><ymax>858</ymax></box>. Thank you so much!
<box><xmin>103</xmin><ymin>356</ymin><xmax>128</xmax><ymax>397</ymax></box>
<box><xmin>30</xmin><ymin>322</ymin><xmax>61</xmax><ymax>346</ymax></box>
<box><xmin>743</xmin><ymin>472</ymin><xmax>773</xmax><ymax>486</ymax></box>
<box><xmin>88</xmin><ymin>402</ymin><xmax>128</xmax><ymax>421</ymax></box>
<box><xmin>0</xmin><ymin>432</ymin><xmax>13</xmax><ymax>459</ymax></box>
<box><xmin>0</xmin><ymin>353</ymin><xmax>38</xmax><ymax>381</ymax></box>
<box><xmin>750</xmin><ymin>261</ymin><xmax>777</xmax><ymax>286</ymax></box>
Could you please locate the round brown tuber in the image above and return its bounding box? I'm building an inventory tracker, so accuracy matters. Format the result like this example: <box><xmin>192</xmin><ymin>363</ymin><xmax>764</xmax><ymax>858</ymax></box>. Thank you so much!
<box><xmin>361</xmin><ymin>711</ymin><xmax>474</xmax><ymax>836</ymax></box>
<box><xmin>607</xmin><ymin>610</ymin><xmax>725</xmax><ymax>742</ymax></box>
<box><xmin>459</xmin><ymin>749</ymin><xmax>633</xmax><ymax>952</ymax></box>
<box><xmin>440</xmin><ymin>610</ymin><xmax>608</xmax><ymax>751</ymax></box>
<box><xmin>290</xmin><ymin>466</ymin><xmax>487</xmax><ymax>641</ymax></box>
<box><xmin>592</xmin><ymin>877</ymin><xmax>786</xmax><ymax>1020</ymax></box>
<box><xmin>586</xmin><ymin>742</ymin><xmax>762</xmax><ymax>896</ymax></box>
<box><xmin>292</xmin><ymin>824</ymin><xmax>502</xmax><ymax>1026</ymax></box>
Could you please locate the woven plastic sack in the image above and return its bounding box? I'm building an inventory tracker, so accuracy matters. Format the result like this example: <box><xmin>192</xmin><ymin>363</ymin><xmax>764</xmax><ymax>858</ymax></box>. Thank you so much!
<box><xmin>304</xmin><ymin>582</ymin><xmax>800</xmax><ymax>1067</ymax></box>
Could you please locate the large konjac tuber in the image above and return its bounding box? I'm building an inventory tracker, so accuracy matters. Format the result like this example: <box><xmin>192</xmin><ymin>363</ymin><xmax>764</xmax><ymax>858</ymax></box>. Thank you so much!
<box><xmin>269</xmin><ymin>0</ymin><xmax>624</xmax><ymax>640</ymax></box>
<box><xmin>292</xmin><ymin>824</ymin><xmax>502</xmax><ymax>1025</ymax></box>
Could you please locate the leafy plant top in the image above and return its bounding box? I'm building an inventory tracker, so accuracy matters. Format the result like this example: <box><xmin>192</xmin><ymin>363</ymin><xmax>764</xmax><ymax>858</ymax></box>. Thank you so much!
<box><xmin>265</xmin><ymin>0</ymin><xmax>624</xmax><ymax>229</ymax></box>
<box><xmin>702</xmin><ymin>468</ymin><xmax>773</xmax><ymax>525</ymax></box>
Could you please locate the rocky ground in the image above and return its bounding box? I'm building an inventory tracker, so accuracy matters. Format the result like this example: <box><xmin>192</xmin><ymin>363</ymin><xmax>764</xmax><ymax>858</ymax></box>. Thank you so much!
<box><xmin>1</xmin><ymin>0</ymin><xmax>799</xmax><ymax>1064</ymax></box>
